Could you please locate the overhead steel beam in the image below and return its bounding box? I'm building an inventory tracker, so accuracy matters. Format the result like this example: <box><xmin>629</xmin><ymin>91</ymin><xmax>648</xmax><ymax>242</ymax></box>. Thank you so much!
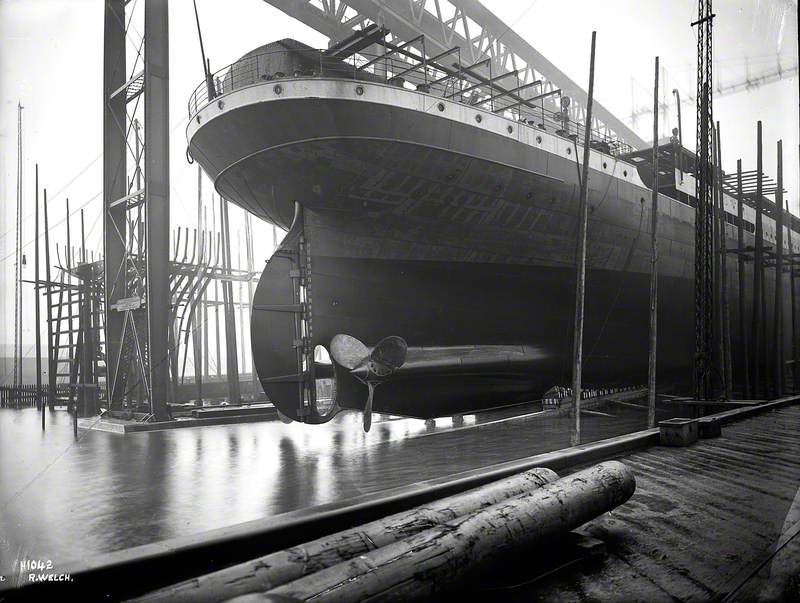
<box><xmin>263</xmin><ymin>0</ymin><xmax>647</xmax><ymax>149</ymax></box>
<box><xmin>144</xmin><ymin>0</ymin><xmax>171</xmax><ymax>420</ymax></box>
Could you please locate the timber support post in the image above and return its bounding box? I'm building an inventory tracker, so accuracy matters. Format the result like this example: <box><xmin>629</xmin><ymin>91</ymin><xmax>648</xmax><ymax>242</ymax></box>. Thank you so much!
<box><xmin>774</xmin><ymin>140</ymin><xmax>784</xmax><ymax>395</ymax></box>
<box><xmin>736</xmin><ymin>159</ymin><xmax>750</xmax><ymax>397</ymax></box>
<box><xmin>751</xmin><ymin>122</ymin><xmax>764</xmax><ymax>398</ymax></box>
<box><xmin>570</xmin><ymin>31</ymin><xmax>597</xmax><ymax>446</ymax></box>
<box><xmin>647</xmin><ymin>56</ymin><xmax>659</xmax><ymax>428</ymax></box>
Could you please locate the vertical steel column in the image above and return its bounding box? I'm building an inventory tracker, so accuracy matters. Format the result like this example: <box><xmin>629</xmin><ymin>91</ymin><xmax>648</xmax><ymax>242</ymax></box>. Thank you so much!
<box><xmin>752</xmin><ymin>122</ymin><xmax>764</xmax><ymax>397</ymax></box>
<box><xmin>736</xmin><ymin>159</ymin><xmax>750</xmax><ymax>397</ymax></box>
<box><xmin>570</xmin><ymin>31</ymin><xmax>596</xmax><ymax>447</ymax></box>
<box><xmin>774</xmin><ymin>140</ymin><xmax>784</xmax><ymax>396</ymax></box>
<box><xmin>144</xmin><ymin>0</ymin><xmax>171</xmax><ymax>420</ymax></box>
<box><xmin>103</xmin><ymin>0</ymin><xmax>127</xmax><ymax>410</ymax></box>
<box><xmin>647</xmin><ymin>56</ymin><xmax>659</xmax><ymax>429</ymax></box>
<box><xmin>693</xmin><ymin>1</ymin><xmax>715</xmax><ymax>401</ymax></box>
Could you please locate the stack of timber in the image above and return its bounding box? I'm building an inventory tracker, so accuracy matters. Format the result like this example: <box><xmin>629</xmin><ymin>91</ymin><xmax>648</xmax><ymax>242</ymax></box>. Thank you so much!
<box><xmin>138</xmin><ymin>462</ymin><xmax>635</xmax><ymax>602</ymax></box>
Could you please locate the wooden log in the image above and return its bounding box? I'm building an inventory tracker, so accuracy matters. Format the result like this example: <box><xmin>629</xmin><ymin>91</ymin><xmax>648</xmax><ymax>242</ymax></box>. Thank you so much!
<box><xmin>137</xmin><ymin>468</ymin><xmax>558</xmax><ymax>602</ymax></box>
<box><xmin>264</xmin><ymin>462</ymin><xmax>634</xmax><ymax>603</ymax></box>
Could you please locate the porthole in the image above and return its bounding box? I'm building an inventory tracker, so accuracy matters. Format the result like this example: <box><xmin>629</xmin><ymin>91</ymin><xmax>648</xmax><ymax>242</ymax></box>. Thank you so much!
<box><xmin>602</xmin><ymin>162</ymin><xmax>608</xmax><ymax>170</ymax></box>
<box><xmin>507</xmin><ymin>125</ymin><xmax>513</xmax><ymax>134</ymax></box>
<box><xmin>536</xmin><ymin>135</ymin><xmax>542</xmax><ymax>143</ymax></box>
<box><xmin>355</xmin><ymin>85</ymin><xmax>364</xmax><ymax>96</ymax></box>
<box><xmin>274</xmin><ymin>84</ymin><xmax>283</xmax><ymax>95</ymax></box>
<box><xmin>566</xmin><ymin>147</ymin><xmax>572</xmax><ymax>155</ymax></box>
<box><xmin>623</xmin><ymin>169</ymin><xmax>628</xmax><ymax>177</ymax></box>
<box><xmin>217</xmin><ymin>100</ymin><xmax>224</xmax><ymax>109</ymax></box>
<box><xmin>437</xmin><ymin>102</ymin><xmax>445</xmax><ymax>112</ymax></box>
<box><xmin>475</xmin><ymin>114</ymin><xmax>482</xmax><ymax>123</ymax></box>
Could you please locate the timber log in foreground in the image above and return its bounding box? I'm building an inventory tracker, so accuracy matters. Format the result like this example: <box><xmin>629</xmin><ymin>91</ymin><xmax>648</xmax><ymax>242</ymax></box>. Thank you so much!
<box><xmin>138</xmin><ymin>467</ymin><xmax>559</xmax><ymax>602</ymax></box>
<box><xmin>223</xmin><ymin>462</ymin><xmax>635</xmax><ymax>602</ymax></box>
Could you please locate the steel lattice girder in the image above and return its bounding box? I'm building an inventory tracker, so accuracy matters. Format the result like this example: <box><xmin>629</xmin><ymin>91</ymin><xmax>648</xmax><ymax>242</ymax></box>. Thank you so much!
<box><xmin>263</xmin><ymin>0</ymin><xmax>647</xmax><ymax>149</ymax></box>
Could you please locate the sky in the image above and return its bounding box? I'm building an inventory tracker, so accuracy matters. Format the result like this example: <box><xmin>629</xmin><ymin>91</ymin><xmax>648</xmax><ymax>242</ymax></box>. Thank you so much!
<box><xmin>0</xmin><ymin>0</ymin><xmax>797</xmax><ymax>359</ymax></box>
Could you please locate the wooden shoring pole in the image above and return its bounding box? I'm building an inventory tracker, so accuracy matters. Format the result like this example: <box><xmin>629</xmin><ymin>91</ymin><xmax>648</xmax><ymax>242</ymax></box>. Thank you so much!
<box><xmin>245</xmin><ymin>212</ymin><xmax>256</xmax><ymax>394</ymax></box>
<box><xmin>43</xmin><ymin>189</ymin><xmax>54</xmax><ymax>412</ymax></box>
<box><xmin>647</xmin><ymin>56</ymin><xmax>659</xmax><ymax>428</ymax></box>
<box><xmin>712</xmin><ymin>125</ymin><xmax>723</xmax><ymax>397</ymax></box>
<box><xmin>65</xmin><ymin>199</ymin><xmax>75</xmax><ymax>413</ymax></box>
<box><xmin>79</xmin><ymin>209</ymin><xmax>90</xmax><ymax>416</ymax></box>
<box><xmin>35</xmin><ymin>165</ymin><xmax>42</xmax><ymax>420</ymax></box>
<box><xmin>716</xmin><ymin>123</ymin><xmax>732</xmax><ymax>398</ymax></box>
<box><xmin>193</xmin><ymin>165</ymin><xmax>203</xmax><ymax>405</ymax></box>
<box><xmin>213</xmin><ymin>197</ymin><xmax>221</xmax><ymax>379</ymax></box>
<box><xmin>203</xmin><ymin>206</ymin><xmax>209</xmax><ymax>380</ymax></box>
<box><xmin>570</xmin><ymin>31</ymin><xmax>597</xmax><ymax>447</ymax></box>
<box><xmin>751</xmin><ymin>122</ymin><xmax>764</xmax><ymax>397</ymax></box>
<box><xmin>774</xmin><ymin>140</ymin><xmax>785</xmax><ymax>396</ymax></box>
<box><xmin>220</xmin><ymin>195</ymin><xmax>240</xmax><ymax>404</ymax></box>
<box><xmin>736</xmin><ymin>159</ymin><xmax>750</xmax><ymax>397</ymax></box>
<box><xmin>787</xmin><ymin>195</ymin><xmax>797</xmax><ymax>392</ymax></box>
<box><xmin>236</xmin><ymin>229</ymin><xmax>246</xmax><ymax>398</ymax></box>
<box><xmin>146</xmin><ymin>468</ymin><xmax>559</xmax><ymax>601</ymax></box>
<box><xmin>762</xmin><ymin>272</ymin><xmax>770</xmax><ymax>397</ymax></box>
<box><xmin>796</xmin><ymin>140</ymin><xmax>800</xmax><ymax>391</ymax></box>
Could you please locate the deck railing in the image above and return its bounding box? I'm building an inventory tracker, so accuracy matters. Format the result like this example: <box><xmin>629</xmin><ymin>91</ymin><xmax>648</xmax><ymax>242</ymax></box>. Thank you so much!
<box><xmin>188</xmin><ymin>47</ymin><xmax>633</xmax><ymax>157</ymax></box>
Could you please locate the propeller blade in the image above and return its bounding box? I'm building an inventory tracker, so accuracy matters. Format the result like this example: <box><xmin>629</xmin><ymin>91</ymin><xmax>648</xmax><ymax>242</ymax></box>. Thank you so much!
<box><xmin>370</xmin><ymin>336</ymin><xmax>408</xmax><ymax>372</ymax></box>
<box><xmin>330</xmin><ymin>334</ymin><xmax>369</xmax><ymax>370</ymax></box>
<box><xmin>363</xmin><ymin>381</ymin><xmax>376</xmax><ymax>432</ymax></box>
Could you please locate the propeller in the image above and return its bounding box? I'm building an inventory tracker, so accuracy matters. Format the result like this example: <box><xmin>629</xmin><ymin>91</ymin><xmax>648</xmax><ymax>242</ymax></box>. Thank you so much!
<box><xmin>330</xmin><ymin>334</ymin><xmax>408</xmax><ymax>432</ymax></box>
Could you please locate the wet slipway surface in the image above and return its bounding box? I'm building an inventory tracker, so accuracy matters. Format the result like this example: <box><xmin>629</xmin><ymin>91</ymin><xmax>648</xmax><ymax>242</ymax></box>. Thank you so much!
<box><xmin>473</xmin><ymin>405</ymin><xmax>800</xmax><ymax>602</ymax></box>
<box><xmin>0</xmin><ymin>400</ymin><xmax>683</xmax><ymax>571</ymax></box>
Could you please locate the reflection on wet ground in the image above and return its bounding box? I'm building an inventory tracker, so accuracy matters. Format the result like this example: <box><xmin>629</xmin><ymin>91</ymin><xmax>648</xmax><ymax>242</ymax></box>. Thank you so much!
<box><xmin>0</xmin><ymin>400</ymin><xmax>681</xmax><ymax>570</ymax></box>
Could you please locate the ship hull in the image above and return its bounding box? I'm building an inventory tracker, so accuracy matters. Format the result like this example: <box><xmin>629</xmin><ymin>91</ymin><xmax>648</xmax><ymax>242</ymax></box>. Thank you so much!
<box><xmin>254</xmin><ymin>254</ymin><xmax>693</xmax><ymax>419</ymax></box>
<box><xmin>188</xmin><ymin>77</ymin><xmax>787</xmax><ymax>422</ymax></box>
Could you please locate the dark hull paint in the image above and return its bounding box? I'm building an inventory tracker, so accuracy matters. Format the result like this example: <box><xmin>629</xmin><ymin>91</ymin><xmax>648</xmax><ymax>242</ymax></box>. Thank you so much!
<box><xmin>190</xmin><ymin>84</ymin><xmax>789</xmax><ymax>422</ymax></box>
<box><xmin>271</xmin><ymin>256</ymin><xmax>694</xmax><ymax>418</ymax></box>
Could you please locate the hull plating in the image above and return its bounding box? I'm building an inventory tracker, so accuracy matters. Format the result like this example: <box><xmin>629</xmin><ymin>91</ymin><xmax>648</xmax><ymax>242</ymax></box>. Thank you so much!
<box><xmin>190</xmin><ymin>79</ymin><xmax>787</xmax><ymax>422</ymax></box>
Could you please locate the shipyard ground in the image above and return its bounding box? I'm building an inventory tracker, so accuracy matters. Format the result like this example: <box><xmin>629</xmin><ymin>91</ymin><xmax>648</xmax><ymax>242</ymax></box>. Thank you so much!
<box><xmin>457</xmin><ymin>402</ymin><xmax>800</xmax><ymax>601</ymax></box>
<box><xmin>1</xmin><ymin>397</ymin><xmax>799</xmax><ymax>600</ymax></box>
